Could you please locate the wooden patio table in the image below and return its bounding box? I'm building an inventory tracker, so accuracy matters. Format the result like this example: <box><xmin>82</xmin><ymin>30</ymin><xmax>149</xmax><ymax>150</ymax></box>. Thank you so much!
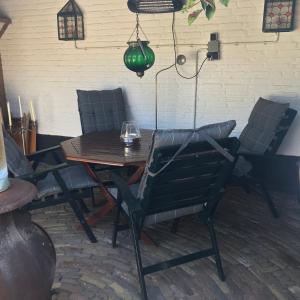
<box><xmin>61</xmin><ymin>129</ymin><xmax>153</xmax><ymax>226</ymax></box>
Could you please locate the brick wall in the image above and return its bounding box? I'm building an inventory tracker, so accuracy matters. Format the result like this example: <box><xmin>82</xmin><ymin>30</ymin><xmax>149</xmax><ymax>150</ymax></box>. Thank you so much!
<box><xmin>0</xmin><ymin>0</ymin><xmax>299</xmax><ymax>155</ymax></box>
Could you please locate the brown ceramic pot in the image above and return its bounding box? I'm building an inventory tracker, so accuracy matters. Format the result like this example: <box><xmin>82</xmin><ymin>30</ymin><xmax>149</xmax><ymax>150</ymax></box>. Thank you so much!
<box><xmin>0</xmin><ymin>179</ymin><xmax>56</xmax><ymax>300</ymax></box>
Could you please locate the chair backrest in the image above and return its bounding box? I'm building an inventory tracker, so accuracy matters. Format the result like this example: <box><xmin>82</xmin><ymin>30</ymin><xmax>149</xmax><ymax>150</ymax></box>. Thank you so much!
<box><xmin>265</xmin><ymin>108</ymin><xmax>297</xmax><ymax>155</ymax></box>
<box><xmin>77</xmin><ymin>88</ymin><xmax>127</xmax><ymax>134</ymax></box>
<box><xmin>239</xmin><ymin>98</ymin><xmax>295</xmax><ymax>154</ymax></box>
<box><xmin>3</xmin><ymin>129</ymin><xmax>33</xmax><ymax>177</ymax></box>
<box><xmin>139</xmin><ymin>137</ymin><xmax>240</xmax><ymax>219</ymax></box>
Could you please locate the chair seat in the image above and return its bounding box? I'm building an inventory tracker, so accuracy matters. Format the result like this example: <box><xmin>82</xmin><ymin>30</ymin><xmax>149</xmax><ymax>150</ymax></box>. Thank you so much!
<box><xmin>37</xmin><ymin>165</ymin><xmax>98</xmax><ymax>199</ymax></box>
<box><xmin>113</xmin><ymin>184</ymin><xmax>203</xmax><ymax>227</ymax></box>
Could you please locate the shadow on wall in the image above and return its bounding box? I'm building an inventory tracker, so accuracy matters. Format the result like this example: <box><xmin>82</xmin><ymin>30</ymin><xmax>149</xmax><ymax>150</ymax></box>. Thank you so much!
<box><xmin>269</xmin><ymin>95</ymin><xmax>300</xmax><ymax>156</ymax></box>
<box><xmin>121</xmin><ymin>88</ymin><xmax>133</xmax><ymax>121</ymax></box>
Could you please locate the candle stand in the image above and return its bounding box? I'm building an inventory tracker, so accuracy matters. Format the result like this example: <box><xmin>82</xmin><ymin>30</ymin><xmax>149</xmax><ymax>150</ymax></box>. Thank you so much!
<box><xmin>8</xmin><ymin>115</ymin><xmax>37</xmax><ymax>155</ymax></box>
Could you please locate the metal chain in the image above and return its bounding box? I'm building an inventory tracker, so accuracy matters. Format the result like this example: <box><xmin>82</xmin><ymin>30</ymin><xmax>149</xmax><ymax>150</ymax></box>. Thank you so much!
<box><xmin>127</xmin><ymin>13</ymin><xmax>150</xmax><ymax>43</ymax></box>
<box><xmin>136</xmin><ymin>13</ymin><xmax>140</xmax><ymax>40</ymax></box>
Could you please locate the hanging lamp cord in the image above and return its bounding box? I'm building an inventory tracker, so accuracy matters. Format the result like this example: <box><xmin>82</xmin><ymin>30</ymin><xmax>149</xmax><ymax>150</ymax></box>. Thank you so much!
<box><xmin>172</xmin><ymin>12</ymin><xmax>208</xmax><ymax>79</ymax></box>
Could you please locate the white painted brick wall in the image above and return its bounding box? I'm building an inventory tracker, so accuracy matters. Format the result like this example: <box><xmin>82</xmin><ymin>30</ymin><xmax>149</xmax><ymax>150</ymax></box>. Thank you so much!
<box><xmin>0</xmin><ymin>0</ymin><xmax>300</xmax><ymax>155</ymax></box>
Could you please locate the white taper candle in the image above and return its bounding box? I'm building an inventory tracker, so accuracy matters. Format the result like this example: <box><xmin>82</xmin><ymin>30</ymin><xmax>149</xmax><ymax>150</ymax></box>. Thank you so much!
<box><xmin>30</xmin><ymin>101</ymin><xmax>36</xmax><ymax>122</ymax></box>
<box><xmin>18</xmin><ymin>96</ymin><xmax>23</xmax><ymax>118</ymax></box>
<box><xmin>7</xmin><ymin>101</ymin><xmax>12</xmax><ymax>127</ymax></box>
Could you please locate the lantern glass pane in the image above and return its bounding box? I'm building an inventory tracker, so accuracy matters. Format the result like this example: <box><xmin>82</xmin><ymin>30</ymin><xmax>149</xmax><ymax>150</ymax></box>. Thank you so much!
<box><xmin>66</xmin><ymin>16</ymin><xmax>76</xmax><ymax>38</ymax></box>
<box><xmin>58</xmin><ymin>16</ymin><xmax>66</xmax><ymax>39</ymax></box>
<box><xmin>77</xmin><ymin>16</ymin><xmax>83</xmax><ymax>39</ymax></box>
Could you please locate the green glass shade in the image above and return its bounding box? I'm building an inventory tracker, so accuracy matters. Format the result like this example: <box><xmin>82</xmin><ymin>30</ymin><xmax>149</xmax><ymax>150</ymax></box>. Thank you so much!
<box><xmin>124</xmin><ymin>41</ymin><xmax>155</xmax><ymax>78</ymax></box>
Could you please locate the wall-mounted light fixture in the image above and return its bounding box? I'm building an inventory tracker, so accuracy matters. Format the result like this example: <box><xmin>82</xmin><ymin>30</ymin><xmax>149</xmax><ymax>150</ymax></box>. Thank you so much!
<box><xmin>263</xmin><ymin>0</ymin><xmax>296</xmax><ymax>32</ymax></box>
<box><xmin>57</xmin><ymin>0</ymin><xmax>84</xmax><ymax>40</ymax></box>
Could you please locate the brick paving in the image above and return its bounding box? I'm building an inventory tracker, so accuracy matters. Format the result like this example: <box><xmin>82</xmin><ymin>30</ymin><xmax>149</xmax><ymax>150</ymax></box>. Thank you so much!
<box><xmin>32</xmin><ymin>188</ymin><xmax>300</xmax><ymax>300</ymax></box>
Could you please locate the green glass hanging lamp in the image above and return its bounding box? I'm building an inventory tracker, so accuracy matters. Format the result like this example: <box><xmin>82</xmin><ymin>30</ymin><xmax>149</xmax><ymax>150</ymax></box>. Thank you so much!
<box><xmin>124</xmin><ymin>14</ymin><xmax>155</xmax><ymax>78</ymax></box>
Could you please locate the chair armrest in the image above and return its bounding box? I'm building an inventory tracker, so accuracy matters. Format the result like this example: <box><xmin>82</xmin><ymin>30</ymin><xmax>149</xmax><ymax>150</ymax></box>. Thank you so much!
<box><xmin>27</xmin><ymin>145</ymin><xmax>61</xmax><ymax>160</ymax></box>
<box><xmin>111</xmin><ymin>172</ymin><xmax>142</xmax><ymax>214</ymax></box>
<box><xmin>18</xmin><ymin>163</ymin><xmax>69</xmax><ymax>182</ymax></box>
<box><xmin>240</xmin><ymin>152</ymin><xmax>283</xmax><ymax>163</ymax></box>
<box><xmin>27</xmin><ymin>145</ymin><xmax>63</xmax><ymax>170</ymax></box>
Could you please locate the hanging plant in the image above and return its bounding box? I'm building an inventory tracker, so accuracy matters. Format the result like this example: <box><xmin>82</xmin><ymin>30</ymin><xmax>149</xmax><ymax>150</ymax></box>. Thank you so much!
<box><xmin>182</xmin><ymin>0</ymin><xmax>230</xmax><ymax>25</ymax></box>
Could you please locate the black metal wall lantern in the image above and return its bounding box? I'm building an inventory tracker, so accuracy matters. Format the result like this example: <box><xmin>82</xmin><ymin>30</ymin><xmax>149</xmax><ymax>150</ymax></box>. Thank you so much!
<box><xmin>57</xmin><ymin>0</ymin><xmax>84</xmax><ymax>40</ymax></box>
<box><xmin>263</xmin><ymin>0</ymin><xmax>296</xmax><ymax>32</ymax></box>
<box><xmin>127</xmin><ymin>0</ymin><xmax>186</xmax><ymax>14</ymax></box>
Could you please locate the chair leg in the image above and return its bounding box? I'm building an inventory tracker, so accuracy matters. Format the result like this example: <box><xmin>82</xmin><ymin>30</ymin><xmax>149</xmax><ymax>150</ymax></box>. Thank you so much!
<box><xmin>260</xmin><ymin>183</ymin><xmax>279</xmax><ymax>218</ymax></box>
<box><xmin>240</xmin><ymin>177</ymin><xmax>251</xmax><ymax>194</ymax></box>
<box><xmin>68</xmin><ymin>199</ymin><xmax>97</xmax><ymax>243</ymax></box>
<box><xmin>129</xmin><ymin>216</ymin><xmax>148</xmax><ymax>300</ymax></box>
<box><xmin>171</xmin><ymin>218</ymin><xmax>180</xmax><ymax>234</ymax></box>
<box><xmin>78</xmin><ymin>198</ymin><xmax>90</xmax><ymax>213</ymax></box>
<box><xmin>91</xmin><ymin>187</ymin><xmax>97</xmax><ymax>207</ymax></box>
<box><xmin>297</xmin><ymin>163</ymin><xmax>300</xmax><ymax>204</ymax></box>
<box><xmin>112</xmin><ymin>205</ymin><xmax>121</xmax><ymax>248</ymax></box>
<box><xmin>207</xmin><ymin>218</ymin><xmax>225</xmax><ymax>281</ymax></box>
<box><xmin>297</xmin><ymin>180</ymin><xmax>300</xmax><ymax>204</ymax></box>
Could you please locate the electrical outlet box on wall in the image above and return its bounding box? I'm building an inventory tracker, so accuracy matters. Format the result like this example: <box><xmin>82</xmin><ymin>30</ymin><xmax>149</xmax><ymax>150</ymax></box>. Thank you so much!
<box><xmin>207</xmin><ymin>33</ymin><xmax>220</xmax><ymax>60</ymax></box>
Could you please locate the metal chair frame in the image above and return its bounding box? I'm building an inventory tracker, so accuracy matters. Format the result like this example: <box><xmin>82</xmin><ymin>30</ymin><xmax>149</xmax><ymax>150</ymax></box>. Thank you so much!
<box><xmin>14</xmin><ymin>145</ymin><xmax>97</xmax><ymax>243</ymax></box>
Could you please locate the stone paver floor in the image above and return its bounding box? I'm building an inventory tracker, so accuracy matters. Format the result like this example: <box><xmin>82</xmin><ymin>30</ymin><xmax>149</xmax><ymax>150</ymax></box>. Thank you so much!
<box><xmin>32</xmin><ymin>187</ymin><xmax>300</xmax><ymax>300</ymax></box>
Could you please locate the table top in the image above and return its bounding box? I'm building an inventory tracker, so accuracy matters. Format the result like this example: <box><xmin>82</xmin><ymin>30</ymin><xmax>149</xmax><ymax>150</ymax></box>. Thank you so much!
<box><xmin>0</xmin><ymin>179</ymin><xmax>37</xmax><ymax>214</ymax></box>
<box><xmin>61</xmin><ymin>129</ymin><xmax>153</xmax><ymax>166</ymax></box>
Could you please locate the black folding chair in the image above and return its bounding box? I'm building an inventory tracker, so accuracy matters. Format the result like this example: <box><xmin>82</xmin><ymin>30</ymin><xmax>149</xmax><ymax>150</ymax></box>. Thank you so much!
<box><xmin>3</xmin><ymin>129</ymin><xmax>98</xmax><ymax>243</ymax></box>
<box><xmin>234</xmin><ymin>102</ymin><xmax>297</xmax><ymax>218</ymax></box>
<box><xmin>77</xmin><ymin>88</ymin><xmax>126</xmax><ymax>135</ymax></box>
<box><xmin>111</xmin><ymin>136</ymin><xmax>240</xmax><ymax>299</ymax></box>
<box><xmin>77</xmin><ymin>88</ymin><xmax>130</xmax><ymax>204</ymax></box>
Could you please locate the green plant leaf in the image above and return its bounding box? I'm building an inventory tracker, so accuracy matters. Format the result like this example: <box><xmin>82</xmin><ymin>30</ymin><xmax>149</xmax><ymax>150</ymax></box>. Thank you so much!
<box><xmin>186</xmin><ymin>0</ymin><xmax>198</xmax><ymax>8</ymax></box>
<box><xmin>205</xmin><ymin>5</ymin><xmax>215</xmax><ymax>19</ymax></box>
<box><xmin>182</xmin><ymin>0</ymin><xmax>198</xmax><ymax>12</ymax></box>
<box><xmin>182</xmin><ymin>0</ymin><xmax>229</xmax><ymax>23</ymax></box>
<box><xmin>188</xmin><ymin>9</ymin><xmax>203</xmax><ymax>25</ymax></box>
<box><xmin>201</xmin><ymin>0</ymin><xmax>215</xmax><ymax>9</ymax></box>
<box><xmin>200</xmin><ymin>0</ymin><xmax>216</xmax><ymax>20</ymax></box>
<box><xmin>219</xmin><ymin>0</ymin><xmax>230</xmax><ymax>7</ymax></box>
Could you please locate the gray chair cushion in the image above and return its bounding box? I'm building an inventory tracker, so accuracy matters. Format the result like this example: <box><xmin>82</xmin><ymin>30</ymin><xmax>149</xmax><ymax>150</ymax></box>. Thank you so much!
<box><xmin>3</xmin><ymin>129</ymin><xmax>33</xmax><ymax>177</ymax></box>
<box><xmin>77</xmin><ymin>88</ymin><xmax>126</xmax><ymax>134</ymax></box>
<box><xmin>3</xmin><ymin>129</ymin><xmax>97</xmax><ymax>199</ymax></box>
<box><xmin>121</xmin><ymin>184</ymin><xmax>202</xmax><ymax>226</ymax></box>
<box><xmin>239</xmin><ymin>98</ymin><xmax>289</xmax><ymax>154</ymax></box>
<box><xmin>37</xmin><ymin>164</ymin><xmax>98</xmax><ymax>199</ymax></box>
<box><xmin>137</xmin><ymin>120</ymin><xmax>236</xmax><ymax>199</ymax></box>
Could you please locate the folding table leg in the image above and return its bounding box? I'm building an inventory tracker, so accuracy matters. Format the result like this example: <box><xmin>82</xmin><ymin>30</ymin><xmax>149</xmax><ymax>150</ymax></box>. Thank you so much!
<box><xmin>83</xmin><ymin>163</ymin><xmax>116</xmax><ymax>226</ymax></box>
<box><xmin>83</xmin><ymin>163</ymin><xmax>145</xmax><ymax>226</ymax></box>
